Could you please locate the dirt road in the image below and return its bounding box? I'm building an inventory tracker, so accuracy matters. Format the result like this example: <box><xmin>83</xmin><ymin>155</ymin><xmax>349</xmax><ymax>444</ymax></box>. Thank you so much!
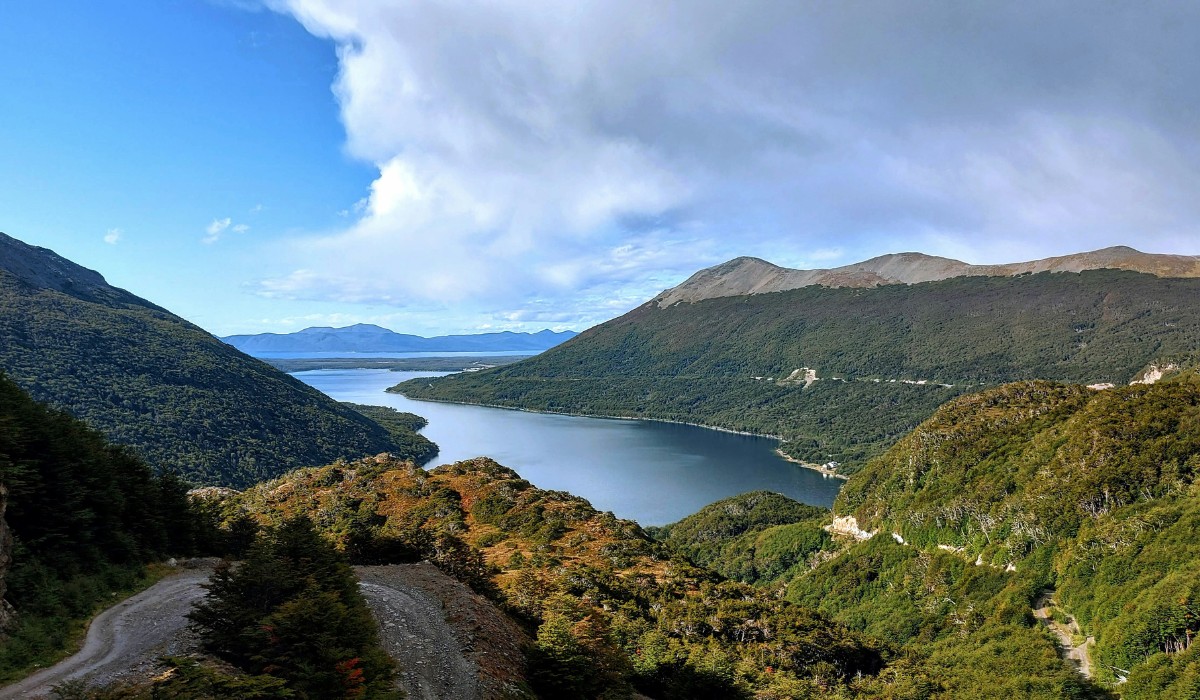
<box><xmin>358</xmin><ymin>576</ymin><xmax>479</xmax><ymax>700</ymax></box>
<box><xmin>0</xmin><ymin>565</ymin><xmax>212</xmax><ymax>699</ymax></box>
<box><xmin>1</xmin><ymin>562</ymin><xmax>523</xmax><ymax>699</ymax></box>
<box><xmin>1033</xmin><ymin>589</ymin><xmax>1094</xmax><ymax>679</ymax></box>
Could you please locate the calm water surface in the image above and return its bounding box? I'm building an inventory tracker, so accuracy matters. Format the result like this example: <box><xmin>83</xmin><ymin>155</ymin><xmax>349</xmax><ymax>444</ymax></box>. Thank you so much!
<box><xmin>294</xmin><ymin>369</ymin><xmax>843</xmax><ymax>525</ymax></box>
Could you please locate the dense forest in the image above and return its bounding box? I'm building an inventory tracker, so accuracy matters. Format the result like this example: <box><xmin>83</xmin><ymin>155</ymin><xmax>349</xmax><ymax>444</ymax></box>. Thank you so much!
<box><xmin>831</xmin><ymin>371</ymin><xmax>1200</xmax><ymax>693</ymax></box>
<box><xmin>652</xmin><ymin>372</ymin><xmax>1200</xmax><ymax>698</ymax></box>
<box><xmin>0</xmin><ymin>374</ymin><xmax>197</xmax><ymax>683</ymax></box>
<box><xmin>0</xmin><ymin>232</ymin><xmax>433</xmax><ymax>487</ymax></box>
<box><xmin>396</xmin><ymin>270</ymin><xmax>1200</xmax><ymax>474</ymax></box>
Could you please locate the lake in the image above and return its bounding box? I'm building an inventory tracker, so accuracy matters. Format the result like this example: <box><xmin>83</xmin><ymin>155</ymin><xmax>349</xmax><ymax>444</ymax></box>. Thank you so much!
<box><xmin>255</xmin><ymin>350</ymin><xmax>536</xmax><ymax>359</ymax></box>
<box><xmin>293</xmin><ymin>369</ymin><xmax>843</xmax><ymax>525</ymax></box>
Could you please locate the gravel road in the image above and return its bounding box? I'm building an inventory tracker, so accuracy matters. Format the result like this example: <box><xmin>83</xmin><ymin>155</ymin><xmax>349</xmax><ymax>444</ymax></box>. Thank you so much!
<box><xmin>1</xmin><ymin>561</ymin><xmax>520</xmax><ymax>700</ymax></box>
<box><xmin>357</xmin><ymin>569</ymin><xmax>480</xmax><ymax>700</ymax></box>
<box><xmin>1033</xmin><ymin>589</ymin><xmax>1094</xmax><ymax>679</ymax></box>
<box><xmin>0</xmin><ymin>565</ymin><xmax>213</xmax><ymax>699</ymax></box>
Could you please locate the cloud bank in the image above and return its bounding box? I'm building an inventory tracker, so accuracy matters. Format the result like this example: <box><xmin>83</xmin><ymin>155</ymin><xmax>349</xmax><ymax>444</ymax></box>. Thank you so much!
<box><xmin>262</xmin><ymin>0</ymin><xmax>1200</xmax><ymax>326</ymax></box>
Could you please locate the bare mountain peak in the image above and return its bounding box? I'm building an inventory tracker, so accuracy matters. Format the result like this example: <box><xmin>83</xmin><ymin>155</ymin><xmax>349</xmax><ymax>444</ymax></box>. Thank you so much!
<box><xmin>0</xmin><ymin>231</ymin><xmax>160</xmax><ymax>310</ymax></box>
<box><xmin>656</xmin><ymin>246</ymin><xmax>1200</xmax><ymax>306</ymax></box>
<box><xmin>0</xmin><ymin>231</ymin><xmax>109</xmax><ymax>294</ymax></box>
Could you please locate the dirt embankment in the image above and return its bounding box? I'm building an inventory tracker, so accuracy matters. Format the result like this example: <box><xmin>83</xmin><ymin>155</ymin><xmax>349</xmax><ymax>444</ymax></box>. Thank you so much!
<box><xmin>356</xmin><ymin>563</ymin><xmax>530</xmax><ymax>700</ymax></box>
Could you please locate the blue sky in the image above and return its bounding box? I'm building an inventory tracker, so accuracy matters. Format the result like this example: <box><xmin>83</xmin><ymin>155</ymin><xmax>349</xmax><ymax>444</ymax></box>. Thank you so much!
<box><xmin>3</xmin><ymin>1</ymin><xmax>1199</xmax><ymax>336</ymax></box>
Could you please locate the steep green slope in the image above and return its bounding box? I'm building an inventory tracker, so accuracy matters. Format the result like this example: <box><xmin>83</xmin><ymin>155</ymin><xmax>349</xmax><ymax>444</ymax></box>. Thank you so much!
<box><xmin>820</xmin><ymin>373</ymin><xmax>1200</xmax><ymax>693</ymax></box>
<box><xmin>651</xmin><ymin>491</ymin><xmax>833</xmax><ymax>585</ymax></box>
<box><xmin>397</xmin><ymin>270</ymin><xmax>1200</xmax><ymax>474</ymax></box>
<box><xmin>0</xmin><ymin>232</ymin><xmax>435</xmax><ymax>487</ymax></box>
<box><xmin>0</xmin><ymin>374</ymin><xmax>197</xmax><ymax>681</ymax></box>
<box><xmin>651</xmin><ymin>492</ymin><xmax>1105</xmax><ymax>697</ymax></box>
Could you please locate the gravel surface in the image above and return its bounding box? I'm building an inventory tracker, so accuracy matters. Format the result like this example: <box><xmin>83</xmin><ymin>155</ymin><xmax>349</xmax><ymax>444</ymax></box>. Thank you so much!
<box><xmin>0</xmin><ymin>561</ymin><xmax>529</xmax><ymax>700</ymax></box>
<box><xmin>1033</xmin><ymin>589</ymin><xmax>1094</xmax><ymax>679</ymax></box>
<box><xmin>359</xmin><ymin>578</ymin><xmax>479</xmax><ymax>700</ymax></box>
<box><xmin>0</xmin><ymin>564</ymin><xmax>213</xmax><ymax>699</ymax></box>
<box><xmin>356</xmin><ymin>563</ymin><xmax>529</xmax><ymax>700</ymax></box>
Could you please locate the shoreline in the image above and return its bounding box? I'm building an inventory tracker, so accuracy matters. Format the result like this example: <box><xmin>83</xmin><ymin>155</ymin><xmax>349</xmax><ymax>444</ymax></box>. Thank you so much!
<box><xmin>386</xmin><ymin>389</ymin><xmax>779</xmax><ymax>438</ymax></box>
<box><xmin>772</xmin><ymin>449</ymin><xmax>849</xmax><ymax>480</ymax></box>
<box><xmin>395</xmin><ymin>391</ymin><xmax>848</xmax><ymax>479</ymax></box>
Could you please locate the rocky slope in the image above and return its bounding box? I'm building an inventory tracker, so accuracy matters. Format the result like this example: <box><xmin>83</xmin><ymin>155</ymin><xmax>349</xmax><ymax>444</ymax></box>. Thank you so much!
<box><xmin>655</xmin><ymin>246</ymin><xmax>1200</xmax><ymax>306</ymax></box>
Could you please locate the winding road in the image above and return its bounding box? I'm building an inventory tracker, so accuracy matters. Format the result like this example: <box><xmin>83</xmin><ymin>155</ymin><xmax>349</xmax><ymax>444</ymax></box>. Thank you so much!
<box><xmin>0</xmin><ymin>565</ymin><xmax>212</xmax><ymax>699</ymax></box>
<box><xmin>0</xmin><ymin>563</ymin><xmax>483</xmax><ymax>699</ymax></box>
<box><xmin>1033</xmin><ymin>589</ymin><xmax>1094</xmax><ymax>679</ymax></box>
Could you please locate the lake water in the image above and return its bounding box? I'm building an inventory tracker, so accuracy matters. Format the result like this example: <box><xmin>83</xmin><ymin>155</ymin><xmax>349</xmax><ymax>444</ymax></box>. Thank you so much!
<box><xmin>255</xmin><ymin>350</ymin><xmax>536</xmax><ymax>359</ymax></box>
<box><xmin>293</xmin><ymin>369</ymin><xmax>843</xmax><ymax>525</ymax></box>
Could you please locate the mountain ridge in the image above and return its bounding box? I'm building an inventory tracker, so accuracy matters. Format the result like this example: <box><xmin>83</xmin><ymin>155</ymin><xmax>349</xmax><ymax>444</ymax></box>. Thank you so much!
<box><xmin>0</xmin><ymin>231</ymin><xmax>435</xmax><ymax>487</ymax></box>
<box><xmin>223</xmin><ymin>325</ymin><xmax>577</xmax><ymax>354</ymax></box>
<box><xmin>398</xmin><ymin>268</ymin><xmax>1200</xmax><ymax>475</ymax></box>
<box><xmin>656</xmin><ymin>245</ymin><xmax>1200</xmax><ymax>306</ymax></box>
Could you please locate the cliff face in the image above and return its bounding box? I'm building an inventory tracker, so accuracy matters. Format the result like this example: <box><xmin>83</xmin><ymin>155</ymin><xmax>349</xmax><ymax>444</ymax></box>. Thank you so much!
<box><xmin>0</xmin><ymin>483</ymin><xmax>15</xmax><ymax>634</ymax></box>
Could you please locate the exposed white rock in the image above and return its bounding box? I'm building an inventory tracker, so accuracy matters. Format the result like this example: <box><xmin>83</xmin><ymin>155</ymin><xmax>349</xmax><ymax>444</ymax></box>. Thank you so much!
<box><xmin>826</xmin><ymin>515</ymin><xmax>877</xmax><ymax>541</ymax></box>
<box><xmin>1131</xmin><ymin>363</ymin><xmax>1180</xmax><ymax>385</ymax></box>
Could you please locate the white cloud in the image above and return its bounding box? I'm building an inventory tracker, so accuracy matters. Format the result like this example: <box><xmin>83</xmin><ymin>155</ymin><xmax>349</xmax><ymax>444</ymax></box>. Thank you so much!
<box><xmin>203</xmin><ymin>217</ymin><xmax>232</xmax><ymax>244</ymax></box>
<box><xmin>204</xmin><ymin>217</ymin><xmax>252</xmax><ymax>244</ymax></box>
<box><xmin>103</xmin><ymin>228</ymin><xmax>122</xmax><ymax>245</ymax></box>
<box><xmin>258</xmin><ymin>0</ymin><xmax>1200</xmax><ymax>327</ymax></box>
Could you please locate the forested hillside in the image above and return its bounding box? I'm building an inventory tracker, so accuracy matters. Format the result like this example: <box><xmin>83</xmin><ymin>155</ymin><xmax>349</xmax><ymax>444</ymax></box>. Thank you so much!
<box><xmin>655</xmin><ymin>372</ymin><xmax>1200</xmax><ymax>697</ymax></box>
<box><xmin>210</xmin><ymin>456</ymin><xmax>885</xmax><ymax>699</ymax></box>
<box><xmin>0</xmin><ymin>232</ymin><xmax>434</xmax><ymax>487</ymax></box>
<box><xmin>0</xmin><ymin>374</ymin><xmax>197</xmax><ymax>682</ymax></box>
<box><xmin>832</xmin><ymin>371</ymin><xmax>1200</xmax><ymax>693</ymax></box>
<box><xmin>397</xmin><ymin>270</ymin><xmax>1200</xmax><ymax>473</ymax></box>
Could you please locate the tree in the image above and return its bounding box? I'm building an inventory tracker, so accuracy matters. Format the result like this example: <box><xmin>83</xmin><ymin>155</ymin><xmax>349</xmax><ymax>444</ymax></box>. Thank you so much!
<box><xmin>189</xmin><ymin>517</ymin><xmax>398</xmax><ymax>699</ymax></box>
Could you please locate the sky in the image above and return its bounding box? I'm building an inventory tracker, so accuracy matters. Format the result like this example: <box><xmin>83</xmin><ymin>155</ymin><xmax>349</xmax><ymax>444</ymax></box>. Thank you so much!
<box><xmin>2</xmin><ymin>1</ymin><xmax>1199</xmax><ymax>337</ymax></box>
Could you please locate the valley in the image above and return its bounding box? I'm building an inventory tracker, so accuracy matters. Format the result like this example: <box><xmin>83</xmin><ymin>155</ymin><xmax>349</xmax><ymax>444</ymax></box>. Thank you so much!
<box><xmin>3</xmin><ymin>237</ymin><xmax>1200</xmax><ymax>699</ymax></box>
<box><xmin>6</xmin><ymin>4</ymin><xmax>1200</xmax><ymax>697</ymax></box>
<box><xmin>294</xmin><ymin>368</ymin><xmax>841</xmax><ymax>524</ymax></box>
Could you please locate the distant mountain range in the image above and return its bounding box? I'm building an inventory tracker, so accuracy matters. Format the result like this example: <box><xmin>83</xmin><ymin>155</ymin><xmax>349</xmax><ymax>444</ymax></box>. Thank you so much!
<box><xmin>0</xmin><ymin>231</ymin><xmax>435</xmax><ymax>487</ymax></box>
<box><xmin>655</xmin><ymin>246</ymin><xmax>1200</xmax><ymax>306</ymax></box>
<box><xmin>222</xmin><ymin>324</ymin><xmax>578</xmax><ymax>355</ymax></box>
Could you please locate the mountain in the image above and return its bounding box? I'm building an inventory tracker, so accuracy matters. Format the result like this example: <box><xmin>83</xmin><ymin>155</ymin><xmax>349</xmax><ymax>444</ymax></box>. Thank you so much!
<box><xmin>222</xmin><ymin>324</ymin><xmax>577</xmax><ymax>355</ymax></box>
<box><xmin>655</xmin><ymin>246</ymin><xmax>1200</xmax><ymax>306</ymax></box>
<box><xmin>813</xmin><ymin>372</ymin><xmax>1200</xmax><ymax>694</ymax></box>
<box><xmin>396</xmin><ymin>261</ymin><xmax>1200</xmax><ymax>475</ymax></box>
<box><xmin>645</xmin><ymin>374</ymin><xmax>1200</xmax><ymax>697</ymax></box>
<box><xmin>0</xmin><ymin>232</ymin><xmax>435</xmax><ymax>487</ymax></box>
